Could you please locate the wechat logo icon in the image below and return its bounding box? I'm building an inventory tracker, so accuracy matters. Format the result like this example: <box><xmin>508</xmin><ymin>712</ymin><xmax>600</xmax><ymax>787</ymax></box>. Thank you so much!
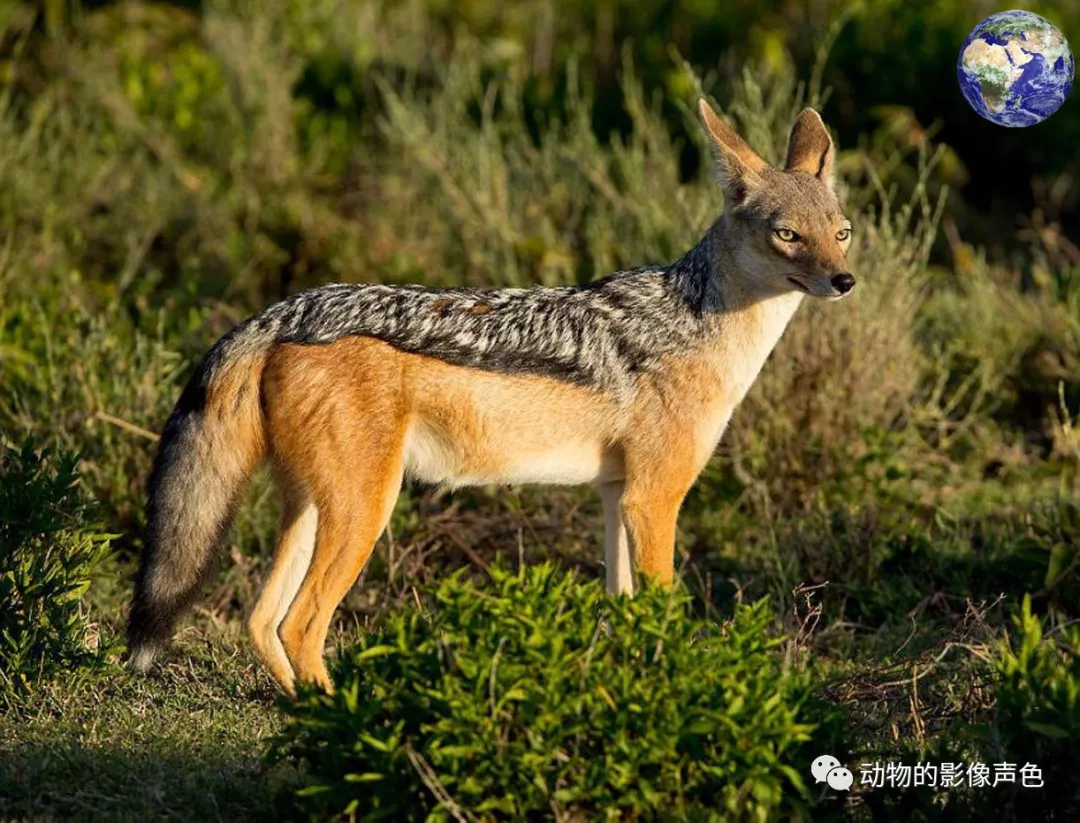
<box><xmin>811</xmin><ymin>755</ymin><xmax>853</xmax><ymax>791</ymax></box>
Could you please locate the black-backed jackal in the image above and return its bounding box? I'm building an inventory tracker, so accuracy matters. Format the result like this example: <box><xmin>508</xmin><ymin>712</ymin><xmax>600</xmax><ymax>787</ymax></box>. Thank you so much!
<box><xmin>128</xmin><ymin>101</ymin><xmax>856</xmax><ymax>694</ymax></box>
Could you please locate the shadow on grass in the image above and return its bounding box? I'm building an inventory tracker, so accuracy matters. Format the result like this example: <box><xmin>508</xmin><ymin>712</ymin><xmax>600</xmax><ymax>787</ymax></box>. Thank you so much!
<box><xmin>0</xmin><ymin>736</ymin><xmax>296</xmax><ymax>822</ymax></box>
<box><xmin>0</xmin><ymin>633</ymin><xmax>297</xmax><ymax>823</ymax></box>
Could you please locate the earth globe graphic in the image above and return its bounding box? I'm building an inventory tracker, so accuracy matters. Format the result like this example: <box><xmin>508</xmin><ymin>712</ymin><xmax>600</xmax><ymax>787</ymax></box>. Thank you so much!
<box><xmin>957</xmin><ymin>10</ymin><xmax>1074</xmax><ymax>127</ymax></box>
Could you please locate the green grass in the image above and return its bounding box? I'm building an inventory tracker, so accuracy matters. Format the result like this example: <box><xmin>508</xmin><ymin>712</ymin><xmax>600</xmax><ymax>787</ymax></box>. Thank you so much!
<box><xmin>0</xmin><ymin>612</ymin><xmax>287</xmax><ymax>822</ymax></box>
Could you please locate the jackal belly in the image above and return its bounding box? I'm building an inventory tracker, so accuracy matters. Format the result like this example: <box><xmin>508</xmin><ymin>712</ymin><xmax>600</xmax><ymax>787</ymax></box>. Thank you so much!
<box><xmin>404</xmin><ymin>360</ymin><xmax>623</xmax><ymax>488</ymax></box>
<box><xmin>403</xmin><ymin>420</ymin><xmax>612</xmax><ymax>486</ymax></box>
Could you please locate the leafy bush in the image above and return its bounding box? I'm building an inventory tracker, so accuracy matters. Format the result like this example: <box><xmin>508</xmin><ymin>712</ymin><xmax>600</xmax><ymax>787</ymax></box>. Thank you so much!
<box><xmin>273</xmin><ymin>564</ymin><xmax>842</xmax><ymax>821</ymax></box>
<box><xmin>989</xmin><ymin>595</ymin><xmax>1080</xmax><ymax>819</ymax></box>
<box><xmin>0</xmin><ymin>441</ymin><xmax>114</xmax><ymax>696</ymax></box>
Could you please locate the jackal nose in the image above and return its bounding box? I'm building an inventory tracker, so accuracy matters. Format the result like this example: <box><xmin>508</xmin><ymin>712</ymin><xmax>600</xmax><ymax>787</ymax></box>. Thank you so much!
<box><xmin>831</xmin><ymin>273</ymin><xmax>856</xmax><ymax>294</ymax></box>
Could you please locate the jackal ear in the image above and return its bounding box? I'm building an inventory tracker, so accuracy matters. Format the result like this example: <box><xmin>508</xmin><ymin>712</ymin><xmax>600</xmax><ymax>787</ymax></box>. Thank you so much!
<box><xmin>698</xmin><ymin>98</ymin><xmax>766</xmax><ymax>204</ymax></box>
<box><xmin>785</xmin><ymin>108</ymin><xmax>835</xmax><ymax>187</ymax></box>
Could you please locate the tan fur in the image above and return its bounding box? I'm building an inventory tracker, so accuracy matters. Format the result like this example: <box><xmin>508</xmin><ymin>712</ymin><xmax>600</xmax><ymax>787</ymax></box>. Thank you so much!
<box><xmin>254</xmin><ymin>338</ymin><xmax>625</xmax><ymax>691</ymax></box>
<box><xmin>259</xmin><ymin>340</ymin><xmax>407</xmax><ymax>691</ymax></box>
<box><xmin>404</xmin><ymin>352</ymin><xmax>624</xmax><ymax>487</ymax></box>
<box><xmin>247</xmin><ymin>302</ymin><xmax>793</xmax><ymax>692</ymax></box>
<box><xmin>698</xmin><ymin>99</ymin><xmax>767</xmax><ymax>178</ymax></box>
<box><xmin>785</xmin><ymin>108</ymin><xmax>836</xmax><ymax>181</ymax></box>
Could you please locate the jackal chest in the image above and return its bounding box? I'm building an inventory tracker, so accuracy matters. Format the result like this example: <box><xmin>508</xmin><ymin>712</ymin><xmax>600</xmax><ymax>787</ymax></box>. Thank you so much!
<box><xmin>637</xmin><ymin>342</ymin><xmax>772</xmax><ymax>470</ymax></box>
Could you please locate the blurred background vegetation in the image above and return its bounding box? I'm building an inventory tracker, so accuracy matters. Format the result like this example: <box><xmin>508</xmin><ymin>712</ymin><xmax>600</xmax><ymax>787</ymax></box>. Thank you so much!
<box><xmin>0</xmin><ymin>0</ymin><xmax>1077</xmax><ymax>820</ymax></box>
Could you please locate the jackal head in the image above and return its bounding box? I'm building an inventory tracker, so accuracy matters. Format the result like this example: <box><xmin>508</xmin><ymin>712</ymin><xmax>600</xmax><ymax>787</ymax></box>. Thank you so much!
<box><xmin>699</xmin><ymin>100</ymin><xmax>855</xmax><ymax>300</ymax></box>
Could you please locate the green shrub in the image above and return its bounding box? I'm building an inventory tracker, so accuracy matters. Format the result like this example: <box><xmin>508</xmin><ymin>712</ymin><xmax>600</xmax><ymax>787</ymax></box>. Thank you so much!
<box><xmin>0</xmin><ymin>441</ymin><xmax>115</xmax><ymax>696</ymax></box>
<box><xmin>989</xmin><ymin>595</ymin><xmax>1080</xmax><ymax>818</ymax></box>
<box><xmin>273</xmin><ymin>564</ymin><xmax>842</xmax><ymax>821</ymax></box>
<box><xmin>0</xmin><ymin>302</ymin><xmax>186</xmax><ymax>530</ymax></box>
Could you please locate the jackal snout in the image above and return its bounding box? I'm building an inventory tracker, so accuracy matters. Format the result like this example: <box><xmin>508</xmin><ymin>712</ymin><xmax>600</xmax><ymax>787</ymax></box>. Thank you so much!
<box><xmin>831</xmin><ymin>272</ymin><xmax>855</xmax><ymax>294</ymax></box>
<box><xmin>784</xmin><ymin>272</ymin><xmax>856</xmax><ymax>300</ymax></box>
<box><xmin>795</xmin><ymin>270</ymin><xmax>856</xmax><ymax>300</ymax></box>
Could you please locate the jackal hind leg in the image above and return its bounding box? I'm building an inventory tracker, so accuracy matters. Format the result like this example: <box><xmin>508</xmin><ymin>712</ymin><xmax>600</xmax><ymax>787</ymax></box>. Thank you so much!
<box><xmin>277</xmin><ymin>446</ymin><xmax>404</xmax><ymax>693</ymax></box>
<box><xmin>262</xmin><ymin>339</ymin><xmax>408</xmax><ymax>692</ymax></box>
<box><xmin>247</xmin><ymin>484</ymin><xmax>318</xmax><ymax>695</ymax></box>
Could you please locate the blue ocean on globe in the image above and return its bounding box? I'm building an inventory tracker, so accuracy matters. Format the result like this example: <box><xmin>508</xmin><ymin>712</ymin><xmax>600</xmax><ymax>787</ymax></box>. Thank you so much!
<box><xmin>957</xmin><ymin>10</ymin><xmax>1074</xmax><ymax>127</ymax></box>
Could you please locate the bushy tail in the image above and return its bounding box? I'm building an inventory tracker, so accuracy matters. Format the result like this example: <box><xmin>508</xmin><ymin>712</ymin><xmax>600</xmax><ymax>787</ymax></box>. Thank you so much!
<box><xmin>127</xmin><ymin>335</ymin><xmax>269</xmax><ymax>671</ymax></box>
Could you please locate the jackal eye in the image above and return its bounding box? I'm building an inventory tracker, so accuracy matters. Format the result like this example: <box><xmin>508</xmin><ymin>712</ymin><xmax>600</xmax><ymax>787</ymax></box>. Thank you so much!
<box><xmin>836</xmin><ymin>228</ymin><xmax>852</xmax><ymax>242</ymax></box>
<box><xmin>774</xmin><ymin>228</ymin><xmax>800</xmax><ymax>243</ymax></box>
